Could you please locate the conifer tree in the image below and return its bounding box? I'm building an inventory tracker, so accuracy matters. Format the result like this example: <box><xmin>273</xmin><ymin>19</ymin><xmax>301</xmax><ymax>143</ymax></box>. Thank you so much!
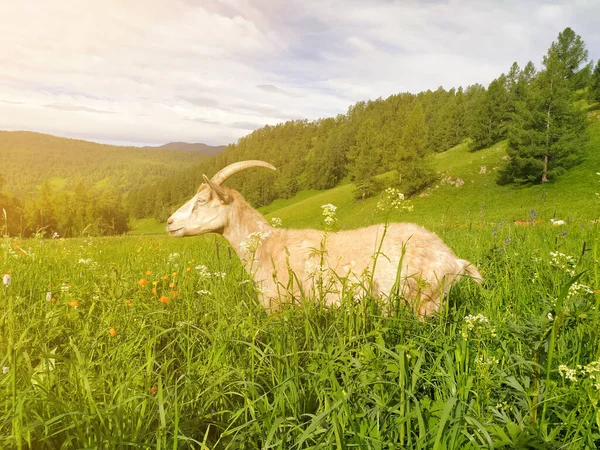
<box><xmin>396</xmin><ymin>102</ymin><xmax>435</xmax><ymax>195</ymax></box>
<box><xmin>500</xmin><ymin>28</ymin><xmax>589</xmax><ymax>184</ymax></box>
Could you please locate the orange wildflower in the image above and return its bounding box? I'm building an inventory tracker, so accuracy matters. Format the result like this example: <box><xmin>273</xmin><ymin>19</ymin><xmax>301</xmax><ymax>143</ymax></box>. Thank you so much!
<box><xmin>69</xmin><ymin>300</ymin><xmax>79</xmax><ymax>308</ymax></box>
<box><xmin>159</xmin><ymin>295</ymin><xmax>169</xmax><ymax>304</ymax></box>
<box><xmin>186</xmin><ymin>267</ymin><xmax>191</xmax><ymax>273</ymax></box>
<box><xmin>150</xmin><ymin>386</ymin><xmax>157</xmax><ymax>395</ymax></box>
<box><xmin>151</xmin><ymin>288</ymin><xmax>157</xmax><ymax>295</ymax></box>
<box><xmin>139</xmin><ymin>278</ymin><xmax>148</xmax><ymax>287</ymax></box>
<box><xmin>169</xmin><ymin>282</ymin><xmax>175</xmax><ymax>288</ymax></box>
<box><xmin>171</xmin><ymin>290</ymin><xmax>179</xmax><ymax>298</ymax></box>
<box><xmin>162</xmin><ymin>275</ymin><xmax>169</xmax><ymax>280</ymax></box>
<box><xmin>109</xmin><ymin>328</ymin><xmax>117</xmax><ymax>337</ymax></box>
<box><xmin>145</xmin><ymin>270</ymin><xmax>152</xmax><ymax>275</ymax></box>
<box><xmin>172</xmin><ymin>272</ymin><xmax>178</xmax><ymax>277</ymax></box>
<box><xmin>51</xmin><ymin>298</ymin><xmax>57</xmax><ymax>303</ymax></box>
<box><xmin>125</xmin><ymin>299</ymin><xmax>132</xmax><ymax>306</ymax></box>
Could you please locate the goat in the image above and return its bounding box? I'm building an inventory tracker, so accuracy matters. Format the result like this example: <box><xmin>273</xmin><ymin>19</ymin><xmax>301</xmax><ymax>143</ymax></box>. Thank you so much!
<box><xmin>166</xmin><ymin>160</ymin><xmax>482</xmax><ymax>317</ymax></box>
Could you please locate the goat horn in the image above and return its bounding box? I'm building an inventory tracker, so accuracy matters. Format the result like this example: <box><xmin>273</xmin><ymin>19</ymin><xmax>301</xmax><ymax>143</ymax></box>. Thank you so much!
<box><xmin>210</xmin><ymin>160</ymin><xmax>276</xmax><ymax>186</ymax></box>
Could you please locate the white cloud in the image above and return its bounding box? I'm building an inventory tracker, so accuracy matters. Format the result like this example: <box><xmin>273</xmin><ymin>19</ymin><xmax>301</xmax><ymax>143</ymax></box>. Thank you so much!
<box><xmin>0</xmin><ymin>0</ymin><xmax>599</xmax><ymax>146</ymax></box>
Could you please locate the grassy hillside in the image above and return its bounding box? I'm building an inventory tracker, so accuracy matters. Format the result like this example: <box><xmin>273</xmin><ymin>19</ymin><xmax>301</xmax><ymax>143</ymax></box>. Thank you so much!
<box><xmin>0</xmin><ymin>131</ymin><xmax>219</xmax><ymax>198</ymax></box>
<box><xmin>129</xmin><ymin>116</ymin><xmax>600</xmax><ymax>235</ymax></box>
<box><xmin>261</xmin><ymin>117</ymin><xmax>600</xmax><ymax>230</ymax></box>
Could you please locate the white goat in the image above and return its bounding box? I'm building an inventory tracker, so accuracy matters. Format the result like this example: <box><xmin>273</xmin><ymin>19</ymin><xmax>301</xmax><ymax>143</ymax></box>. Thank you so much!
<box><xmin>167</xmin><ymin>160</ymin><xmax>482</xmax><ymax>317</ymax></box>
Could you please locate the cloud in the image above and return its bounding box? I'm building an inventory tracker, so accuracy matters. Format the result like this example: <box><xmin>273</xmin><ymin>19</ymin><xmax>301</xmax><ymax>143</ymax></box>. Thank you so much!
<box><xmin>44</xmin><ymin>103</ymin><xmax>115</xmax><ymax>114</ymax></box>
<box><xmin>0</xmin><ymin>0</ymin><xmax>599</xmax><ymax>146</ymax></box>
<box><xmin>256</xmin><ymin>84</ymin><xmax>302</xmax><ymax>97</ymax></box>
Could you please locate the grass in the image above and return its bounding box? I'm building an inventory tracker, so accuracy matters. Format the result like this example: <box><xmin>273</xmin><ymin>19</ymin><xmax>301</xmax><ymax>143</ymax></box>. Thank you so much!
<box><xmin>2</xmin><ymin>215</ymin><xmax>600</xmax><ymax>448</ymax></box>
<box><xmin>3</xmin><ymin>119</ymin><xmax>600</xmax><ymax>448</ymax></box>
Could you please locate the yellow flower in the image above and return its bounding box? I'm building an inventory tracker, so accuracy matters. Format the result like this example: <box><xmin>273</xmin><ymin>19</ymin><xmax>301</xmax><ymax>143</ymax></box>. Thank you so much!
<box><xmin>109</xmin><ymin>328</ymin><xmax>117</xmax><ymax>337</ymax></box>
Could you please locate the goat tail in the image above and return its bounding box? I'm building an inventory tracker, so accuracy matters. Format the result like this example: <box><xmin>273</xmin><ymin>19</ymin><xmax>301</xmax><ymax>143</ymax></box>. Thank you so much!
<box><xmin>460</xmin><ymin>259</ymin><xmax>483</xmax><ymax>283</ymax></box>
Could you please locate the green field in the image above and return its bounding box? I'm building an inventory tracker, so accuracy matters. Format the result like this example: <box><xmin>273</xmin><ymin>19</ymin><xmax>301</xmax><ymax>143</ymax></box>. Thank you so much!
<box><xmin>2</xmin><ymin>118</ymin><xmax>600</xmax><ymax>448</ymax></box>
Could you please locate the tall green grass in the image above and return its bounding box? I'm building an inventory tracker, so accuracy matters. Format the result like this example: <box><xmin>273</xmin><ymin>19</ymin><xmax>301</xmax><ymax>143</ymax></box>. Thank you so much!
<box><xmin>2</xmin><ymin>216</ymin><xmax>599</xmax><ymax>448</ymax></box>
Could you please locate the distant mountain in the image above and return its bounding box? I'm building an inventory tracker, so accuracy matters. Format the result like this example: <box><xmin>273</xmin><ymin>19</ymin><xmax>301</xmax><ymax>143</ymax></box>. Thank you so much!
<box><xmin>0</xmin><ymin>130</ymin><xmax>215</xmax><ymax>198</ymax></box>
<box><xmin>148</xmin><ymin>142</ymin><xmax>226</xmax><ymax>155</ymax></box>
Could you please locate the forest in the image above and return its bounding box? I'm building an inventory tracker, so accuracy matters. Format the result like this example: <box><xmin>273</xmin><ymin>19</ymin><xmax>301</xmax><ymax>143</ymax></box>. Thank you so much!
<box><xmin>1</xmin><ymin>27</ymin><xmax>599</xmax><ymax>237</ymax></box>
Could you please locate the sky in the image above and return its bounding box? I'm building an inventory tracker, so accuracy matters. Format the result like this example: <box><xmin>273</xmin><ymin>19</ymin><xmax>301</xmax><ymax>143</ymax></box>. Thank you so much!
<box><xmin>1</xmin><ymin>0</ymin><xmax>599</xmax><ymax>147</ymax></box>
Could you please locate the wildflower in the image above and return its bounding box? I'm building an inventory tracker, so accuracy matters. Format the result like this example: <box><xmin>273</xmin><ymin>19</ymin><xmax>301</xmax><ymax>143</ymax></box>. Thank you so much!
<box><xmin>321</xmin><ymin>204</ymin><xmax>337</xmax><ymax>227</ymax></box>
<box><xmin>2</xmin><ymin>367</ymin><xmax>8</xmax><ymax>375</ymax></box>
<box><xmin>109</xmin><ymin>328</ymin><xmax>117</xmax><ymax>337</ymax></box>
<box><xmin>196</xmin><ymin>290</ymin><xmax>211</xmax><ymax>295</ymax></box>
<box><xmin>151</xmin><ymin>288</ymin><xmax>157</xmax><ymax>295</ymax></box>
<box><xmin>558</xmin><ymin>364</ymin><xmax>578</xmax><ymax>382</ymax></box>
<box><xmin>169</xmin><ymin>282</ymin><xmax>175</xmax><ymax>288</ymax></box>
<box><xmin>69</xmin><ymin>300</ymin><xmax>79</xmax><ymax>309</ymax></box>
<box><xmin>376</xmin><ymin>188</ymin><xmax>414</xmax><ymax>213</ymax></box>
<box><xmin>170</xmin><ymin>290</ymin><xmax>179</xmax><ymax>298</ymax></box>
<box><xmin>162</xmin><ymin>275</ymin><xmax>169</xmax><ymax>280</ymax></box>
<box><xmin>78</xmin><ymin>258</ymin><xmax>93</xmax><ymax>265</ymax></box>
<box><xmin>505</xmin><ymin>237</ymin><xmax>511</xmax><ymax>246</ymax></box>
<box><xmin>195</xmin><ymin>265</ymin><xmax>211</xmax><ymax>278</ymax></box>
<box><xmin>138</xmin><ymin>278</ymin><xmax>148</xmax><ymax>287</ymax></box>
<box><xmin>2</xmin><ymin>273</ymin><xmax>11</xmax><ymax>287</ymax></box>
<box><xmin>186</xmin><ymin>267</ymin><xmax>191</xmax><ymax>273</ymax></box>
<box><xmin>549</xmin><ymin>251</ymin><xmax>577</xmax><ymax>276</ymax></box>
<box><xmin>213</xmin><ymin>272</ymin><xmax>226</xmax><ymax>279</ymax></box>
<box><xmin>145</xmin><ymin>270</ymin><xmax>152</xmax><ymax>275</ymax></box>
<box><xmin>125</xmin><ymin>300</ymin><xmax>132</xmax><ymax>306</ymax></box>
<box><xmin>240</xmin><ymin>231</ymin><xmax>270</xmax><ymax>255</ymax></box>
<box><xmin>152</xmin><ymin>280</ymin><xmax>159</xmax><ymax>286</ymax></box>
<box><xmin>159</xmin><ymin>295</ymin><xmax>169</xmax><ymax>304</ymax></box>
<box><xmin>270</xmin><ymin>217</ymin><xmax>283</xmax><ymax>227</ymax></box>
<box><xmin>172</xmin><ymin>272</ymin><xmax>178</xmax><ymax>277</ymax></box>
<box><xmin>52</xmin><ymin>232</ymin><xmax>60</xmax><ymax>239</ymax></box>
<box><xmin>150</xmin><ymin>386</ymin><xmax>157</xmax><ymax>395</ymax></box>
<box><xmin>51</xmin><ymin>298</ymin><xmax>56</xmax><ymax>303</ymax></box>
<box><xmin>167</xmin><ymin>253</ymin><xmax>180</xmax><ymax>264</ymax></box>
<box><xmin>548</xmin><ymin>312</ymin><xmax>554</xmax><ymax>321</ymax></box>
<box><xmin>46</xmin><ymin>292</ymin><xmax>52</xmax><ymax>302</ymax></box>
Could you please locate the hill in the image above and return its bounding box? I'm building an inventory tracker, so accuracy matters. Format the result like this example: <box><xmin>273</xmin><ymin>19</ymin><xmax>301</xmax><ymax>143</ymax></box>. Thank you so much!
<box><xmin>129</xmin><ymin>115</ymin><xmax>600</xmax><ymax>235</ymax></box>
<box><xmin>262</xmin><ymin>116</ymin><xmax>600</xmax><ymax>230</ymax></box>
<box><xmin>0</xmin><ymin>130</ymin><xmax>219</xmax><ymax>198</ymax></box>
<box><xmin>148</xmin><ymin>142</ymin><xmax>225</xmax><ymax>155</ymax></box>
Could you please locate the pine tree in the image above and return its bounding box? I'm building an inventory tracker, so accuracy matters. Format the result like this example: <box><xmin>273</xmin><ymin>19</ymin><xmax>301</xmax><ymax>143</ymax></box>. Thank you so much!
<box><xmin>591</xmin><ymin>60</ymin><xmax>600</xmax><ymax>102</ymax></box>
<box><xmin>396</xmin><ymin>102</ymin><xmax>435</xmax><ymax>195</ymax></box>
<box><xmin>500</xmin><ymin>28</ymin><xmax>589</xmax><ymax>184</ymax></box>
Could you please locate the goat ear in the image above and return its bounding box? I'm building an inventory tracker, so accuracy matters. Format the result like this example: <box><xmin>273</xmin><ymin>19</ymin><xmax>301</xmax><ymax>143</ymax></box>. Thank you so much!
<box><xmin>202</xmin><ymin>174</ymin><xmax>231</xmax><ymax>203</ymax></box>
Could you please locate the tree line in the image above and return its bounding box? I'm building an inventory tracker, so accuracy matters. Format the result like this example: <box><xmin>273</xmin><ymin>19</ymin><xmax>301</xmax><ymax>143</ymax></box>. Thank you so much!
<box><xmin>2</xmin><ymin>28</ymin><xmax>599</xmax><ymax>235</ymax></box>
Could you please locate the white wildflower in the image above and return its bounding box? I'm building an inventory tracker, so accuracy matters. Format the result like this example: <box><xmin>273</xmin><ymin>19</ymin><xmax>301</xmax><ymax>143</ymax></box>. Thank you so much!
<box><xmin>195</xmin><ymin>265</ymin><xmax>212</xmax><ymax>279</ymax></box>
<box><xmin>2</xmin><ymin>367</ymin><xmax>8</xmax><ymax>375</ymax></box>
<box><xmin>167</xmin><ymin>253</ymin><xmax>180</xmax><ymax>264</ymax></box>
<box><xmin>2</xmin><ymin>274</ymin><xmax>10</xmax><ymax>287</ymax></box>
<box><xmin>212</xmin><ymin>272</ymin><xmax>226</xmax><ymax>279</ymax></box>
<box><xmin>549</xmin><ymin>251</ymin><xmax>577</xmax><ymax>276</ymax></box>
<box><xmin>46</xmin><ymin>292</ymin><xmax>52</xmax><ymax>302</ymax></box>
<box><xmin>52</xmin><ymin>232</ymin><xmax>60</xmax><ymax>239</ymax></box>
<box><xmin>376</xmin><ymin>188</ymin><xmax>413</xmax><ymax>212</ymax></box>
<box><xmin>270</xmin><ymin>217</ymin><xmax>283</xmax><ymax>228</ymax></box>
<box><xmin>196</xmin><ymin>289</ymin><xmax>211</xmax><ymax>296</ymax></box>
<box><xmin>558</xmin><ymin>364</ymin><xmax>578</xmax><ymax>382</ymax></box>
<box><xmin>239</xmin><ymin>231</ymin><xmax>270</xmax><ymax>255</ymax></box>
<box><xmin>547</xmin><ymin>312</ymin><xmax>554</xmax><ymax>321</ymax></box>
<box><xmin>78</xmin><ymin>258</ymin><xmax>93</xmax><ymax>265</ymax></box>
<box><xmin>321</xmin><ymin>204</ymin><xmax>337</xmax><ymax>228</ymax></box>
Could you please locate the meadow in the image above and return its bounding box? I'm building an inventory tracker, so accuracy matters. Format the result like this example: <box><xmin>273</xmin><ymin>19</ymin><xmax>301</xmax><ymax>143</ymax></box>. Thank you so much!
<box><xmin>2</xmin><ymin>120</ymin><xmax>600</xmax><ymax>448</ymax></box>
<box><xmin>1</xmin><ymin>208</ymin><xmax>600</xmax><ymax>448</ymax></box>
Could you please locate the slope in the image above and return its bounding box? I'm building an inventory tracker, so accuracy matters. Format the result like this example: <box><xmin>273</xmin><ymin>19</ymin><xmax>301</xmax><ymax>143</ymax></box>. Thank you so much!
<box><xmin>261</xmin><ymin>117</ymin><xmax>600</xmax><ymax>230</ymax></box>
<box><xmin>0</xmin><ymin>130</ymin><xmax>220</xmax><ymax>198</ymax></box>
